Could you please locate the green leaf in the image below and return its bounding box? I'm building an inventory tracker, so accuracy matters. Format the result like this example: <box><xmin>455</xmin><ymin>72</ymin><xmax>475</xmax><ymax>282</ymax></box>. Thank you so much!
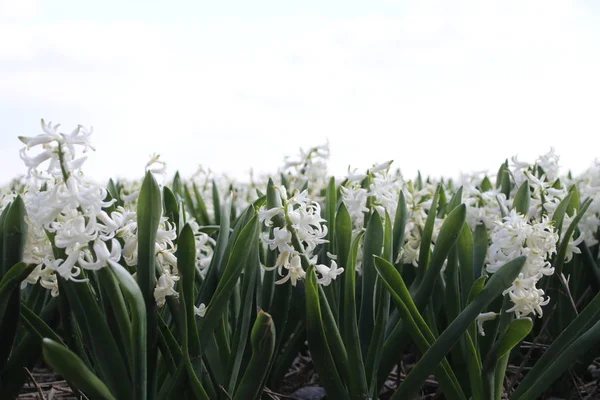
<box><xmin>0</xmin><ymin>262</ymin><xmax>35</xmax><ymax>303</ymax></box>
<box><xmin>467</xmin><ymin>276</ymin><xmax>487</xmax><ymax>304</ymax></box>
<box><xmin>512</xmin><ymin>290</ymin><xmax>600</xmax><ymax>399</ymax></box>
<box><xmin>109</xmin><ymin>261</ymin><xmax>147</xmax><ymax>400</ymax></box>
<box><xmin>481</xmin><ymin>176</ymin><xmax>493</xmax><ymax>192</ymax></box>
<box><xmin>59</xmin><ymin>277</ymin><xmax>132</xmax><ymax>399</ymax></box>
<box><xmin>265</xmin><ymin>277</ymin><xmax>292</xmax><ymax>388</ymax></box>
<box><xmin>172</xmin><ymin>225</ymin><xmax>213</xmax><ymax>400</ymax></box>
<box><xmin>0</xmin><ymin>261</ymin><xmax>36</xmax><ymax>373</ymax></box>
<box><xmin>392</xmin><ymin>190</ymin><xmax>408</xmax><ymax>263</ymax></box>
<box><xmin>20</xmin><ymin>303</ymin><xmax>64</xmax><ymax>346</ymax></box>
<box><xmin>226</xmin><ymin>247</ymin><xmax>259</xmax><ymax>393</ymax></box>
<box><xmin>513</xmin><ymin>318</ymin><xmax>600</xmax><ymax>400</ymax></box>
<box><xmin>457</xmin><ymin>223</ymin><xmax>474</xmax><ymax>307</ymax></box>
<box><xmin>172</xmin><ymin>171</ymin><xmax>183</xmax><ymax>198</ymax></box>
<box><xmin>305</xmin><ymin>266</ymin><xmax>349</xmax><ymax>399</ymax></box>
<box><xmin>157</xmin><ymin>314</ymin><xmax>183</xmax><ymax>373</ymax></box>
<box><xmin>473</xmin><ymin>224</ymin><xmax>488</xmax><ymax>278</ymax></box>
<box><xmin>198</xmin><ymin>213</ymin><xmax>260</xmax><ymax>348</ymax></box>
<box><xmin>416</xmin><ymin>185</ymin><xmax>441</xmax><ymax>282</ymax></box>
<box><xmin>162</xmin><ymin>186</ymin><xmax>180</xmax><ymax>236</ymax></box>
<box><xmin>0</xmin><ymin>298</ymin><xmax>58</xmax><ymax>398</ymax></box>
<box><xmin>336</xmin><ymin>203</ymin><xmax>352</xmax><ymax>277</ymax></box>
<box><xmin>96</xmin><ymin>267</ymin><xmax>132</xmax><ymax>367</ymax></box>
<box><xmin>392</xmin><ymin>256</ymin><xmax>526</xmax><ymax>399</ymax></box>
<box><xmin>378</xmin><ymin>205</ymin><xmax>467</xmax><ymax>391</ymax></box>
<box><xmin>260</xmin><ymin>180</ymin><xmax>287</xmax><ymax>339</ymax></box>
<box><xmin>192</xmin><ymin>183</ymin><xmax>211</xmax><ymax>226</ymax></box>
<box><xmin>462</xmin><ymin>328</ymin><xmax>483</xmax><ymax>400</ymax></box>
<box><xmin>555</xmin><ymin>198</ymin><xmax>592</xmax><ymax>275</ymax></box>
<box><xmin>137</xmin><ymin>171</ymin><xmax>162</xmax><ymax>400</ymax></box>
<box><xmin>324</xmin><ymin>176</ymin><xmax>337</xmax><ymax>262</ymax></box>
<box><xmin>107</xmin><ymin>179</ymin><xmax>123</xmax><ymax>208</ymax></box>
<box><xmin>177</xmin><ymin>224</ymin><xmax>200</xmax><ymax>356</ymax></box>
<box><xmin>0</xmin><ymin>203</ymin><xmax>10</xmax><ymax>275</ymax></box>
<box><xmin>0</xmin><ymin>196</ymin><xmax>27</xmax><ymax>374</ymax></box>
<box><xmin>318</xmin><ymin>284</ymin><xmax>351</xmax><ymax>387</ymax></box>
<box><xmin>366</xmin><ymin>214</ymin><xmax>393</xmax><ymax>395</ymax></box>
<box><xmin>483</xmin><ymin>318</ymin><xmax>532</xmax><ymax>374</ymax></box>
<box><xmin>233</xmin><ymin>311</ymin><xmax>276</xmax><ymax>400</ymax></box>
<box><xmin>212</xmin><ymin>180</ymin><xmax>221</xmax><ymax>225</ymax></box>
<box><xmin>359</xmin><ymin>212</ymin><xmax>383</xmax><ymax>359</ymax></box>
<box><xmin>443</xmin><ymin>247</ymin><xmax>461</xmax><ymax>324</ymax></box>
<box><xmin>413</xmin><ymin>204</ymin><xmax>466</xmax><ymax>307</ymax></box>
<box><xmin>266</xmin><ymin>178</ymin><xmax>285</xmax><ymax>228</ymax></box>
<box><xmin>42</xmin><ymin>338</ymin><xmax>116</xmax><ymax>400</ymax></box>
<box><xmin>567</xmin><ymin>184</ymin><xmax>580</xmax><ymax>217</ymax></box>
<box><xmin>340</xmin><ymin>221</ymin><xmax>368</xmax><ymax>400</ymax></box>
<box><xmin>373</xmin><ymin>257</ymin><xmax>465</xmax><ymax>400</ymax></box>
<box><xmin>199</xmin><ymin>195</ymin><xmax>232</xmax><ymax>306</ymax></box>
<box><xmin>446</xmin><ymin>186</ymin><xmax>463</xmax><ymax>215</ymax></box>
<box><xmin>512</xmin><ymin>181</ymin><xmax>530</xmax><ymax>215</ymax></box>
<box><xmin>551</xmin><ymin>193</ymin><xmax>573</xmax><ymax>238</ymax></box>
<box><xmin>2</xmin><ymin>196</ymin><xmax>27</xmax><ymax>276</ymax></box>
<box><xmin>495</xmin><ymin>160</ymin><xmax>509</xmax><ymax>191</ymax></box>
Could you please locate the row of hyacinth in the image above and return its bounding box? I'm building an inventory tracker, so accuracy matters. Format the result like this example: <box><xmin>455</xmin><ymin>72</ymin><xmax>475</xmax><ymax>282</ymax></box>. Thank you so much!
<box><xmin>2</xmin><ymin>121</ymin><xmax>600</xmax><ymax>326</ymax></box>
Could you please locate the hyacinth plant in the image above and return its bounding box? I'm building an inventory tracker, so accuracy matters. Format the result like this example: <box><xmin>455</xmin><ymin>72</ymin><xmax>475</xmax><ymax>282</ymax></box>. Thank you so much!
<box><xmin>0</xmin><ymin>121</ymin><xmax>599</xmax><ymax>400</ymax></box>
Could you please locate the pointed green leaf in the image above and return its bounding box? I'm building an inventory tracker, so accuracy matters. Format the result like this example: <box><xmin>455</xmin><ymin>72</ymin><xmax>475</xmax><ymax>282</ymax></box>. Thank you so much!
<box><xmin>137</xmin><ymin>171</ymin><xmax>162</xmax><ymax>400</ymax></box>
<box><xmin>483</xmin><ymin>318</ymin><xmax>532</xmax><ymax>374</ymax></box>
<box><xmin>109</xmin><ymin>261</ymin><xmax>147</xmax><ymax>400</ymax></box>
<box><xmin>198</xmin><ymin>213</ymin><xmax>259</xmax><ymax>347</ymax></box>
<box><xmin>416</xmin><ymin>185</ymin><xmax>441</xmax><ymax>281</ymax></box>
<box><xmin>359</xmin><ymin>212</ymin><xmax>383</xmax><ymax>358</ymax></box>
<box><xmin>414</xmin><ymin>204</ymin><xmax>466</xmax><ymax>306</ymax></box>
<box><xmin>233</xmin><ymin>311</ymin><xmax>276</xmax><ymax>400</ymax></box>
<box><xmin>212</xmin><ymin>180</ymin><xmax>221</xmax><ymax>225</ymax></box>
<box><xmin>392</xmin><ymin>190</ymin><xmax>408</xmax><ymax>263</ymax></box>
<box><xmin>555</xmin><ymin>198</ymin><xmax>592</xmax><ymax>275</ymax></box>
<box><xmin>512</xmin><ymin>181</ymin><xmax>530</xmax><ymax>215</ymax></box>
<box><xmin>342</xmin><ymin>232</ymin><xmax>368</xmax><ymax>400</ymax></box>
<box><xmin>42</xmin><ymin>338</ymin><xmax>116</xmax><ymax>400</ymax></box>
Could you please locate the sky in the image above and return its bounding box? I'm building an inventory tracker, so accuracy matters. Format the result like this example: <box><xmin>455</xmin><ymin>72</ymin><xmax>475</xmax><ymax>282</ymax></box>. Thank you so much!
<box><xmin>1</xmin><ymin>0</ymin><xmax>600</xmax><ymax>184</ymax></box>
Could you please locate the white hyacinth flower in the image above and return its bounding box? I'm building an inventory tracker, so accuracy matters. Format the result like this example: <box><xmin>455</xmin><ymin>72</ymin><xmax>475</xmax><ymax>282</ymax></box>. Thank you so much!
<box><xmin>316</xmin><ymin>261</ymin><xmax>344</xmax><ymax>286</ymax></box>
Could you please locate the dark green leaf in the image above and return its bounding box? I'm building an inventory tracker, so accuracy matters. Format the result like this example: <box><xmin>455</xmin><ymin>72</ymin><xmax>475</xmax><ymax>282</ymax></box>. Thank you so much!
<box><xmin>42</xmin><ymin>338</ymin><xmax>116</xmax><ymax>400</ymax></box>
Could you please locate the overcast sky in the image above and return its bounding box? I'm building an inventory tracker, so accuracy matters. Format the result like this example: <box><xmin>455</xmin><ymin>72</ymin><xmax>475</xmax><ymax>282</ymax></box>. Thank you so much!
<box><xmin>1</xmin><ymin>0</ymin><xmax>599</xmax><ymax>184</ymax></box>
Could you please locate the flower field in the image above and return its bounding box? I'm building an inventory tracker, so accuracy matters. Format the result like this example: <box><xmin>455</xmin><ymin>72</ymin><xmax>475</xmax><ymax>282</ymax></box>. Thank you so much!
<box><xmin>1</xmin><ymin>120</ymin><xmax>600</xmax><ymax>399</ymax></box>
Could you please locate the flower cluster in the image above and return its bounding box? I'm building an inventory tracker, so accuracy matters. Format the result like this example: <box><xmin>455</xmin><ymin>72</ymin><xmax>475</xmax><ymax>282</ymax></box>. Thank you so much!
<box><xmin>486</xmin><ymin>210</ymin><xmax>559</xmax><ymax>318</ymax></box>
<box><xmin>459</xmin><ymin>172</ymin><xmax>505</xmax><ymax>230</ymax></box>
<box><xmin>280</xmin><ymin>143</ymin><xmax>330</xmax><ymax>196</ymax></box>
<box><xmin>341</xmin><ymin>161</ymin><xmax>400</xmax><ymax>231</ymax></box>
<box><xmin>341</xmin><ymin>161</ymin><xmax>451</xmax><ymax>270</ymax></box>
<box><xmin>259</xmin><ymin>186</ymin><xmax>341</xmax><ymax>286</ymax></box>
<box><xmin>399</xmin><ymin>181</ymin><xmax>441</xmax><ymax>267</ymax></box>
<box><xmin>17</xmin><ymin>120</ymin><xmax>214</xmax><ymax>311</ymax></box>
<box><xmin>19</xmin><ymin>120</ymin><xmax>120</xmax><ymax>289</ymax></box>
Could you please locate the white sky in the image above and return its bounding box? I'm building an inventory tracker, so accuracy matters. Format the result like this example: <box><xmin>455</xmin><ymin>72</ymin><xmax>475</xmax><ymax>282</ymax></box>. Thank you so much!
<box><xmin>1</xmin><ymin>0</ymin><xmax>600</xmax><ymax>184</ymax></box>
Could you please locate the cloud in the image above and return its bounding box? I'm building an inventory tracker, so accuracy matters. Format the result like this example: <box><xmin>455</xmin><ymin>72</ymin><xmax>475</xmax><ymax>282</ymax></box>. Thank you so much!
<box><xmin>0</xmin><ymin>0</ymin><xmax>39</xmax><ymax>20</ymax></box>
